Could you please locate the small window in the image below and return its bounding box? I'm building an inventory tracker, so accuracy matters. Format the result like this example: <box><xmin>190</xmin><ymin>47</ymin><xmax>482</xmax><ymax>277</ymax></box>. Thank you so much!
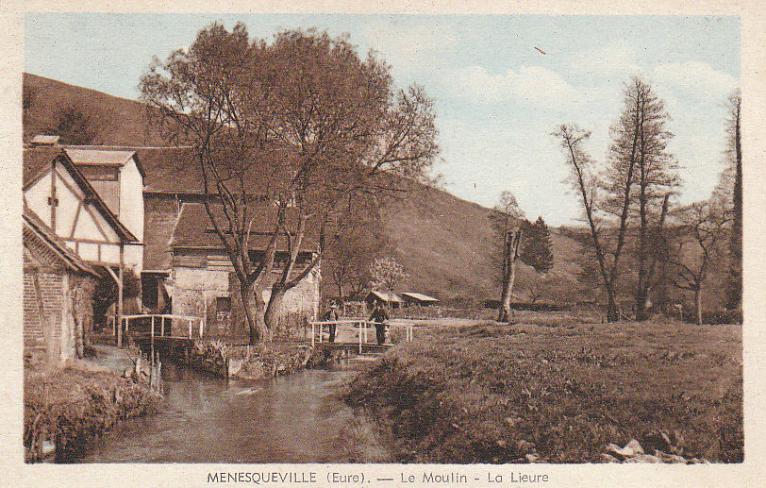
<box><xmin>79</xmin><ymin>166</ymin><xmax>119</xmax><ymax>181</ymax></box>
<box><xmin>216</xmin><ymin>296</ymin><xmax>232</xmax><ymax>315</ymax></box>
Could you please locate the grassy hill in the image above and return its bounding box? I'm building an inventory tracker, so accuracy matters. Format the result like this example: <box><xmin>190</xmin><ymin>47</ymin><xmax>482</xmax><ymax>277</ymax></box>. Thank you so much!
<box><xmin>22</xmin><ymin>73</ymin><xmax>583</xmax><ymax>301</ymax></box>
<box><xmin>23</xmin><ymin>73</ymin><xmax>166</xmax><ymax>146</ymax></box>
<box><xmin>385</xmin><ymin>185</ymin><xmax>583</xmax><ymax>300</ymax></box>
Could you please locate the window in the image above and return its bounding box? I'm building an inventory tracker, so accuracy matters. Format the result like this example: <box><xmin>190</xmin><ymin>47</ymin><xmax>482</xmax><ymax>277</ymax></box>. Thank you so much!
<box><xmin>79</xmin><ymin>166</ymin><xmax>119</xmax><ymax>181</ymax></box>
<box><xmin>215</xmin><ymin>296</ymin><xmax>232</xmax><ymax>321</ymax></box>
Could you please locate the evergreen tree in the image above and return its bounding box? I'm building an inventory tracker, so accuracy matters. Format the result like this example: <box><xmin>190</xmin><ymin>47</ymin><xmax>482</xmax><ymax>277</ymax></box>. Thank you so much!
<box><xmin>521</xmin><ymin>216</ymin><xmax>554</xmax><ymax>273</ymax></box>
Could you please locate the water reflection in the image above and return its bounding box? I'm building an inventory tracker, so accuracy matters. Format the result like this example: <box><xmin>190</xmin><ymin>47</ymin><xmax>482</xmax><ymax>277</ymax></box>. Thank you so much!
<box><xmin>79</xmin><ymin>364</ymin><xmax>388</xmax><ymax>463</ymax></box>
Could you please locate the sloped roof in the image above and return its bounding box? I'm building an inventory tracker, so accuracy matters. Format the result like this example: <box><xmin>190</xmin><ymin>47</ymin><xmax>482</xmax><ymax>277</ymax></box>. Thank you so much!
<box><xmin>31</xmin><ymin>135</ymin><xmax>60</xmax><ymax>145</ymax></box>
<box><xmin>23</xmin><ymin>146</ymin><xmax>61</xmax><ymax>187</ymax></box>
<box><xmin>65</xmin><ymin>148</ymin><xmax>135</xmax><ymax>166</ymax></box>
<box><xmin>366</xmin><ymin>290</ymin><xmax>403</xmax><ymax>303</ymax></box>
<box><xmin>23</xmin><ymin>206</ymin><xmax>99</xmax><ymax>276</ymax></box>
<box><xmin>170</xmin><ymin>203</ymin><xmax>318</xmax><ymax>253</ymax></box>
<box><xmin>401</xmin><ymin>292</ymin><xmax>439</xmax><ymax>303</ymax></box>
<box><xmin>22</xmin><ymin>148</ymin><xmax>138</xmax><ymax>243</ymax></box>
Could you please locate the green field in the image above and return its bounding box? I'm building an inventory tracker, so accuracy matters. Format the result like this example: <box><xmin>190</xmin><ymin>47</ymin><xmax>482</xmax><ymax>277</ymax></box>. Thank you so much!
<box><xmin>345</xmin><ymin>317</ymin><xmax>743</xmax><ymax>463</ymax></box>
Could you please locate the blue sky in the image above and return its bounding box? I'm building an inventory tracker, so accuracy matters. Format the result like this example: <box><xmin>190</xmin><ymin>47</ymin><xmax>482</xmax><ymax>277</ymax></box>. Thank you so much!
<box><xmin>25</xmin><ymin>14</ymin><xmax>740</xmax><ymax>225</ymax></box>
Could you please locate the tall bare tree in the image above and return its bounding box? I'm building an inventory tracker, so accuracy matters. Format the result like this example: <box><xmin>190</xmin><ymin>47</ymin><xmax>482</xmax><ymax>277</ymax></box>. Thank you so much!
<box><xmin>670</xmin><ymin>201</ymin><xmax>731</xmax><ymax>325</ymax></box>
<box><xmin>555</xmin><ymin>78</ymin><xmax>677</xmax><ymax>322</ymax></box>
<box><xmin>140</xmin><ymin>24</ymin><xmax>438</xmax><ymax>344</ymax></box>
<box><xmin>554</xmin><ymin>125</ymin><xmax>624</xmax><ymax>321</ymax></box>
<box><xmin>618</xmin><ymin>79</ymin><xmax>679</xmax><ymax>320</ymax></box>
<box><xmin>724</xmin><ymin>91</ymin><xmax>742</xmax><ymax>312</ymax></box>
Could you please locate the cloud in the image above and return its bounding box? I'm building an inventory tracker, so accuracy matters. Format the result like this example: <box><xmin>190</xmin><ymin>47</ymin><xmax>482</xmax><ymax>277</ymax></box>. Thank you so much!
<box><xmin>652</xmin><ymin>61</ymin><xmax>738</xmax><ymax>100</ymax></box>
<box><xmin>451</xmin><ymin>65</ymin><xmax>583</xmax><ymax>110</ymax></box>
<box><xmin>362</xmin><ymin>23</ymin><xmax>458</xmax><ymax>68</ymax></box>
<box><xmin>570</xmin><ymin>41</ymin><xmax>642</xmax><ymax>81</ymax></box>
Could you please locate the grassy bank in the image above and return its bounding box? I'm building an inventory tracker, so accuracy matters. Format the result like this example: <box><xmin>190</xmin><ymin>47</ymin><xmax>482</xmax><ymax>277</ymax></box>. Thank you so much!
<box><xmin>24</xmin><ymin>362</ymin><xmax>160</xmax><ymax>462</ymax></box>
<box><xmin>345</xmin><ymin>320</ymin><xmax>742</xmax><ymax>463</ymax></box>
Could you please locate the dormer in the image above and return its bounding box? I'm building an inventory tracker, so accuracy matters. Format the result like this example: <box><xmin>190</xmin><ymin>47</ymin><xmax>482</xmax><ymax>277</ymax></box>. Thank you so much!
<box><xmin>64</xmin><ymin>149</ymin><xmax>146</xmax><ymax>242</ymax></box>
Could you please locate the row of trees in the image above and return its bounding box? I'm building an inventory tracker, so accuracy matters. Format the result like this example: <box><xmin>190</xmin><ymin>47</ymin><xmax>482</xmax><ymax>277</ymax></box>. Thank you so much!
<box><xmin>554</xmin><ymin>77</ymin><xmax>742</xmax><ymax>323</ymax></box>
<box><xmin>140</xmin><ymin>24</ymin><xmax>439</xmax><ymax>343</ymax></box>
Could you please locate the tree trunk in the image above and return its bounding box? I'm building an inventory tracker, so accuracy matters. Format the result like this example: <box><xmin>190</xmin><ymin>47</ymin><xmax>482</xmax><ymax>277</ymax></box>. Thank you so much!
<box><xmin>498</xmin><ymin>229</ymin><xmax>521</xmax><ymax>323</ymax></box>
<box><xmin>695</xmin><ymin>288</ymin><xmax>703</xmax><ymax>325</ymax></box>
<box><xmin>727</xmin><ymin>104</ymin><xmax>743</xmax><ymax>311</ymax></box>
<box><xmin>264</xmin><ymin>286</ymin><xmax>286</xmax><ymax>335</ymax></box>
<box><xmin>239</xmin><ymin>284</ymin><xmax>267</xmax><ymax>345</ymax></box>
<box><xmin>606</xmin><ymin>287</ymin><xmax>619</xmax><ymax>322</ymax></box>
<box><xmin>635</xmin><ymin>286</ymin><xmax>651</xmax><ymax>321</ymax></box>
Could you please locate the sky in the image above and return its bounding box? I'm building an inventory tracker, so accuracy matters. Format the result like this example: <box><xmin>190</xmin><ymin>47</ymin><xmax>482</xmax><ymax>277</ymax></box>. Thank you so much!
<box><xmin>25</xmin><ymin>14</ymin><xmax>740</xmax><ymax>226</ymax></box>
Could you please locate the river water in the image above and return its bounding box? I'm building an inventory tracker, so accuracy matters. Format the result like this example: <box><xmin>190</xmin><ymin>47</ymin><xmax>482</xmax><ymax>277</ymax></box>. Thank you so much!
<box><xmin>78</xmin><ymin>364</ymin><xmax>389</xmax><ymax>463</ymax></box>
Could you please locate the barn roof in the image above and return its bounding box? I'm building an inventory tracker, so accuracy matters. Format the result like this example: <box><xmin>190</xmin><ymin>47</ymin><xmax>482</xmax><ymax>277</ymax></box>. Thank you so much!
<box><xmin>22</xmin><ymin>146</ymin><xmax>61</xmax><ymax>187</ymax></box>
<box><xmin>401</xmin><ymin>292</ymin><xmax>439</xmax><ymax>303</ymax></box>
<box><xmin>169</xmin><ymin>203</ymin><xmax>318</xmax><ymax>253</ymax></box>
<box><xmin>64</xmin><ymin>148</ymin><xmax>145</xmax><ymax>177</ymax></box>
<box><xmin>366</xmin><ymin>290</ymin><xmax>403</xmax><ymax>303</ymax></box>
<box><xmin>133</xmin><ymin>146</ymin><xmax>268</xmax><ymax>196</ymax></box>
<box><xmin>23</xmin><ymin>206</ymin><xmax>99</xmax><ymax>276</ymax></box>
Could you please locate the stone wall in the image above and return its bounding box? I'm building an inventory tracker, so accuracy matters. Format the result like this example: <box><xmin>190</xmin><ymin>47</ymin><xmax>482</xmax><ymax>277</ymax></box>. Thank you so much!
<box><xmin>169</xmin><ymin>262</ymin><xmax>320</xmax><ymax>339</ymax></box>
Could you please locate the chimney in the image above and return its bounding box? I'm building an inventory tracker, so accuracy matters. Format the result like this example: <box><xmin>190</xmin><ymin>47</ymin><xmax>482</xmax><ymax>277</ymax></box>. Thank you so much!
<box><xmin>30</xmin><ymin>134</ymin><xmax>60</xmax><ymax>147</ymax></box>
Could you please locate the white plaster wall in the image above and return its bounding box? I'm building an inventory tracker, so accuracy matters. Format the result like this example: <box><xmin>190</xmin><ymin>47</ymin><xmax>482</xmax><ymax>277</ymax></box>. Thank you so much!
<box><xmin>24</xmin><ymin>172</ymin><xmax>52</xmax><ymax>227</ymax></box>
<box><xmin>100</xmin><ymin>243</ymin><xmax>120</xmax><ymax>264</ymax></box>
<box><xmin>123</xmin><ymin>243</ymin><xmax>144</xmax><ymax>271</ymax></box>
<box><xmin>119</xmin><ymin>158</ymin><xmax>145</xmax><ymax>241</ymax></box>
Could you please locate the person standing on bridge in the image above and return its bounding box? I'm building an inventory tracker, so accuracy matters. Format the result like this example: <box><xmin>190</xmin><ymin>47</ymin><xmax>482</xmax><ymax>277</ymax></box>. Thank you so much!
<box><xmin>322</xmin><ymin>302</ymin><xmax>340</xmax><ymax>343</ymax></box>
<box><xmin>369</xmin><ymin>302</ymin><xmax>389</xmax><ymax>346</ymax></box>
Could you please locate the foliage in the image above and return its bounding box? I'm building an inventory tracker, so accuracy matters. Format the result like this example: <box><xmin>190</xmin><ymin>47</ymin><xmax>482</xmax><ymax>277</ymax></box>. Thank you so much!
<box><xmin>345</xmin><ymin>320</ymin><xmax>742</xmax><ymax>463</ymax></box>
<box><xmin>24</xmin><ymin>365</ymin><xmax>158</xmax><ymax>462</ymax></box>
<box><xmin>366</xmin><ymin>256</ymin><xmax>408</xmax><ymax>291</ymax></box>
<box><xmin>668</xmin><ymin>200</ymin><xmax>731</xmax><ymax>324</ymax></box>
<box><xmin>48</xmin><ymin>105</ymin><xmax>99</xmax><ymax>145</ymax></box>
<box><xmin>324</xmin><ymin>206</ymin><xmax>392</xmax><ymax>299</ymax></box>
<box><xmin>520</xmin><ymin>216</ymin><xmax>554</xmax><ymax>274</ymax></box>
<box><xmin>140</xmin><ymin>23</ymin><xmax>438</xmax><ymax>343</ymax></box>
<box><xmin>554</xmin><ymin>77</ymin><xmax>678</xmax><ymax>321</ymax></box>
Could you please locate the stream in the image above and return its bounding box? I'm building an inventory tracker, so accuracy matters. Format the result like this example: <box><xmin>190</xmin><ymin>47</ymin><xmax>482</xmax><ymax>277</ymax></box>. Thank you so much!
<box><xmin>77</xmin><ymin>363</ymin><xmax>389</xmax><ymax>463</ymax></box>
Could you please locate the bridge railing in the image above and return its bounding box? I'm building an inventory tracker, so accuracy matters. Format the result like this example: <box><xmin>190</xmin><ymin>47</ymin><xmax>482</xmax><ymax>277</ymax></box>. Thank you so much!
<box><xmin>117</xmin><ymin>314</ymin><xmax>205</xmax><ymax>341</ymax></box>
<box><xmin>308</xmin><ymin>319</ymin><xmax>413</xmax><ymax>353</ymax></box>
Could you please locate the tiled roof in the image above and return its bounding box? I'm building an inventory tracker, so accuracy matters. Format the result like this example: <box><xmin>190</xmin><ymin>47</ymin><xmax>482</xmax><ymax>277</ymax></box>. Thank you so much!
<box><xmin>23</xmin><ymin>147</ymin><xmax>61</xmax><ymax>187</ymax></box>
<box><xmin>170</xmin><ymin>203</ymin><xmax>319</xmax><ymax>253</ymax></box>
<box><xmin>23</xmin><ymin>206</ymin><xmax>99</xmax><ymax>276</ymax></box>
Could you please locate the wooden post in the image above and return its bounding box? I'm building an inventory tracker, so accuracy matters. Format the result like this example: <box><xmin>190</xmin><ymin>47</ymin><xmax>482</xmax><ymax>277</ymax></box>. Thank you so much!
<box><xmin>359</xmin><ymin>321</ymin><xmax>363</xmax><ymax>354</ymax></box>
<box><xmin>199</xmin><ymin>318</ymin><xmax>204</xmax><ymax>338</ymax></box>
<box><xmin>117</xmin><ymin>266</ymin><xmax>124</xmax><ymax>348</ymax></box>
<box><xmin>311</xmin><ymin>322</ymin><xmax>315</xmax><ymax>348</ymax></box>
<box><xmin>188</xmin><ymin>319</ymin><xmax>192</xmax><ymax>339</ymax></box>
<box><xmin>161</xmin><ymin>316</ymin><xmax>165</xmax><ymax>337</ymax></box>
<box><xmin>150</xmin><ymin>316</ymin><xmax>155</xmax><ymax>365</ymax></box>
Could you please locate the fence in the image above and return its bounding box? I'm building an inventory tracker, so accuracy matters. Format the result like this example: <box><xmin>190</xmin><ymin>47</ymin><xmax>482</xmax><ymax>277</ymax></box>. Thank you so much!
<box><xmin>116</xmin><ymin>314</ymin><xmax>205</xmax><ymax>341</ymax></box>
<box><xmin>308</xmin><ymin>319</ymin><xmax>414</xmax><ymax>354</ymax></box>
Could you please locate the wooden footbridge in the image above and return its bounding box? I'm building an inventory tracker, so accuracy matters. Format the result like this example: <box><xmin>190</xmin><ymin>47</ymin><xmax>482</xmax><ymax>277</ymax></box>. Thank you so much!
<box><xmin>112</xmin><ymin>314</ymin><xmax>414</xmax><ymax>363</ymax></box>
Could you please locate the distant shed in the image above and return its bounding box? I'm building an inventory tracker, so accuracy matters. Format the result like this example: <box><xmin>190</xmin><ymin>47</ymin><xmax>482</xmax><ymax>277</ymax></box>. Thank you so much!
<box><xmin>401</xmin><ymin>292</ymin><xmax>440</xmax><ymax>306</ymax></box>
<box><xmin>365</xmin><ymin>290</ymin><xmax>403</xmax><ymax>309</ymax></box>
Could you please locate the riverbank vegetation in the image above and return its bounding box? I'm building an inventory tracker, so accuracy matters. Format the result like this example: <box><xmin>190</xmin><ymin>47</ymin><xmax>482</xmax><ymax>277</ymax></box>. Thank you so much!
<box><xmin>345</xmin><ymin>319</ymin><xmax>742</xmax><ymax>463</ymax></box>
<box><xmin>24</xmin><ymin>360</ymin><xmax>160</xmax><ymax>462</ymax></box>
